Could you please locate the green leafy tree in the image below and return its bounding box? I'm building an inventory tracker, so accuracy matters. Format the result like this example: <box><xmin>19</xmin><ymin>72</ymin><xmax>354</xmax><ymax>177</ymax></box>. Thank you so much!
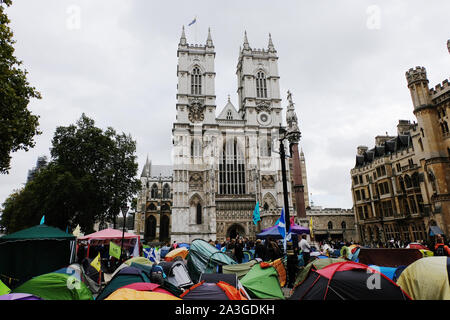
<box><xmin>0</xmin><ymin>0</ymin><xmax>41</xmax><ymax>174</ymax></box>
<box><xmin>0</xmin><ymin>114</ymin><xmax>141</xmax><ymax>233</ymax></box>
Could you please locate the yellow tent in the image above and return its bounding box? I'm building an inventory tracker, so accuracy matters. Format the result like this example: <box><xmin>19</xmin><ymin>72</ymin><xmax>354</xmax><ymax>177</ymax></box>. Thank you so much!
<box><xmin>105</xmin><ymin>288</ymin><xmax>181</xmax><ymax>300</ymax></box>
<box><xmin>396</xmin><ymin>257</ymin><xmax>450</xmax><ymax>300</ymax></box>
<box><xmin>164</xmin><ymin>247</ymin><xmax>189</xmax><ymax>261</ymax></box>
<box><xmin>124</xmin><ymin>257</ymin><xmax>153</xmax><ymax>266</ymax></box>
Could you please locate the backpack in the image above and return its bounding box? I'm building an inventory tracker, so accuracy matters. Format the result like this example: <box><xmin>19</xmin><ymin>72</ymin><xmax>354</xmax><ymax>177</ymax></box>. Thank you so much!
<box><xmin>435</xmin><ymin>244</ymin><xmax>448</xmax><ymax>257</ymax></box>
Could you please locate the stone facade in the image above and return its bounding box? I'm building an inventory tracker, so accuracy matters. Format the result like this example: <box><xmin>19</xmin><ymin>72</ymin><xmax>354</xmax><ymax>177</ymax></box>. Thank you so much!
<box><xmin>298</xmin><ymin>207</ymin><xmax>358</xmax><ymax>242</ymax></box>
<box><xmin>351</xmin><ymin>40</ymin><xmax>450</xmax><ymax>244</ymax></box>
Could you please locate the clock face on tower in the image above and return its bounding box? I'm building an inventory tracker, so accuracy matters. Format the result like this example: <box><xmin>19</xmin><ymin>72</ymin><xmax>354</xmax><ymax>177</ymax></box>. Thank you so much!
<box><xmin>258</xmin><ymin>111</ymin><xmax>272</xmax><ymax>126</ymax></box>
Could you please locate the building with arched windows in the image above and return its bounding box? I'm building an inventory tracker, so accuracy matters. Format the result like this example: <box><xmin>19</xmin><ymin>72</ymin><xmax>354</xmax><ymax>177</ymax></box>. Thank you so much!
<box><xmin>134</xmin><ymin>158</ymin><xmax>173</xmax><ymax>243</ymax></box>
<box><xmin>136</xmin><ymin>29</ymin><xmax>312</xmax><ymax>243</ymax></box>
<box><xmin>351</xmin><ymin>40</ymin><xmax>450</xmax><ymax>244</ymax></box>
<box><xmin>169</xmin><ymin>29</ymin><xmax>312</xmax><ymax>243</ymax></box>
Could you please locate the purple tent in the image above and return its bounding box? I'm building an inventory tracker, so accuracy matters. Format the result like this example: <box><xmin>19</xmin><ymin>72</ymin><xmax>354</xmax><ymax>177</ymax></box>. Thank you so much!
<box><xmin>0</xmin><ymin>293</ymin><xmax>42</xmax><ymax>300</ymax></box>
<box><xmin>256</xmin><ymin>224</ymin><xmax>310</xmax><ymax>239</ymax></box>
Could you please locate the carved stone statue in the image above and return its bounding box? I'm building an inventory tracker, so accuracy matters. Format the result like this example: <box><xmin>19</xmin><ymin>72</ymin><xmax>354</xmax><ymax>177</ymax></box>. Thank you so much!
<box><xmin>188</xmin><ymin>98</ymin><xmax>205</xmax><ymax>123</ymax></box>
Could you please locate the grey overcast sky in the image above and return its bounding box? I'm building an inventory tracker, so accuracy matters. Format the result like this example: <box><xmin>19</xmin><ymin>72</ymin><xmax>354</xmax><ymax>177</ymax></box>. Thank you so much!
<box><xmin>1</xmin><ymin>0</ymin><xmax>449</xmax><ymax>210</ymax></box>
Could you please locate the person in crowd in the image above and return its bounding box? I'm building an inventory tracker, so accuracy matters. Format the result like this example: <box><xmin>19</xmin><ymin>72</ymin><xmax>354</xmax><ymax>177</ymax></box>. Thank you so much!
<box><xmin>234</xmin><ymin>238</ymin><xmax>244</xmax><ymax>263</ymax></box>
<box><xmin>215</xmin><ymin>240</ymin><xmax>221</xmax><ymax>250</ymax></box>
<box><xmin>286</xmin><ymin>241</ymin><xmax>298</xmax><ymax>288</ymax></box>
<box><xmin>255</xmin><ymin>239</ymin><xmax>264</xmax><ymax>259</ymax></box>
<box><xmin>434</xmin><ymin>234</ymin><xmax>450</xmax><ymax>256</ymax></box>
<box><xmin>299</xmin><ymin>234</ymin><xmax>311</xmax><ymax>265</ymax></box>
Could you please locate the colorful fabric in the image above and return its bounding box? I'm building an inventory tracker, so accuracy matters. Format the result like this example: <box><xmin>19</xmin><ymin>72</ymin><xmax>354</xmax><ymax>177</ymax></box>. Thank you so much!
<box><xmin>109</xmin><ymin>241</ymin><xmax>122</xmax><ymax>259</ymax></box>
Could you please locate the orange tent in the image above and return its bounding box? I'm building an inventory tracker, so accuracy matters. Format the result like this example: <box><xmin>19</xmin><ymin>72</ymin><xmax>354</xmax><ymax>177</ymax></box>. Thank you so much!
<box><xmin>164</xmin><ymin>247</ymin><xmax>189</xmax><ymax>261</ymax></box>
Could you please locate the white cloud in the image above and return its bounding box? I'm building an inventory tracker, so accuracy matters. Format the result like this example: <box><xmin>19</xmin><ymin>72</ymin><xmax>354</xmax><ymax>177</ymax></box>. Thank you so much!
<box><xmin>2</xmin><ymin>0</ymin><xmax>449</xmax><ymax>210</ymax></box>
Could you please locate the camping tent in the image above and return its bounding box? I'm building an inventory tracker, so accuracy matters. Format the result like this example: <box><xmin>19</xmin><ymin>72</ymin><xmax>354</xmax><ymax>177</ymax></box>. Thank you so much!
<box><xmin>180</xmin><ymin>281</ymin><xmax>248</xmax><ymax>300</ymax></box>
<box><xmin>290</xmin><ymin>261</ymin><xmax>411</xmax><ymax>300</ymax></box>
<box><xmin>159</xmin><ymin>260</ymin><xmax>193</xmax><ymax>289</ymax></box>
<box><xmin>222</xmin><ymin>259</ymin><xmax>261</xmax><ymax>280</ymax></box>
<box><xmin>186</xmin><ymin>239</ymin><xmax>236</xmax><ymax>283</ymax></box>
<box><xmin>105</xmin><ymin>288</ymin><xmax>180</xmax><ymax>300</ymax></box>
<box><xmin>240</xmin><ymin>263</ymin><xmax>285</xmax><ymax>299</ymax></box>
<box><xmin>96</xmin><ymin>266</ymin><xmax>151</xmax><ymax>300</ymax></box>
<box><xmin>0</xmin><ymin>279</ymin><xmax>11</xmax><ymax>296</ymax></box>
<box><xmin>77</xmin><ymin>228</ymin><xmax>140</xmax><ymax>259</ymax></box>
<box><xmin>164</xmin><ymin>247</ymin><xmax>189</xmax><ymax>262</ymax></box>
<box><xmin>396</xmin><ymin>257</ymin><xmax>450</xmax><ymax>300</ymax></box>
<box><xmin>293</xmin><ymin>258</ymin><xmax>346</xmax><ymax>288</ymax></box>
<box><xmin>200</xmin><ymin>273</ymin><xmax>251</xmax><ymax>300</ymax></box>
<box><xmin>12</xmin><ymin>272</ymin><xmax>93</xmax><ymax>300</ymax></box>
<box><xmin>0</xmin><ymin>224</ymin><xmax>76</xmax><ymax>287</ymax></box>
<box><xmin>256</xmin><ymin>224</ymin><xmax>310</xmax><ymax>239</ymax></box>
<box><xmin>119</xmin><ymin>282</ymin><xmax>175</xmax><ymax>296</ymax></box>
<box><xmin>0</xmin><ymin>293</ymin><xmax>42</xmax><ymax>300</ymax></box>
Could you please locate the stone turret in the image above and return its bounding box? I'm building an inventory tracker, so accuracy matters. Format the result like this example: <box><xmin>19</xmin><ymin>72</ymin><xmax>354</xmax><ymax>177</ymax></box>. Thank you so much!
<box><xmin>206</xmin><ymin>27</ymin><xmax>213</xmax><ymax>48</ymax></box>
<box><xmin>405</xmin><ymin>66</ymin><xmax>432</xmax><ymax>111</ymax></box>
<box><xmin>179</xmin><ymin>26</ymin><xmax>187</xmax><ymax>47</ymax></box>
<box><xmin>357</xmin><ymin>146</ymin><xmax>368</xmax><ymax>156</ymax></box>
<box><xmin>268</xmin><ymin>33</ymin><xmax>276</xmax><ymax>53</ymax></box>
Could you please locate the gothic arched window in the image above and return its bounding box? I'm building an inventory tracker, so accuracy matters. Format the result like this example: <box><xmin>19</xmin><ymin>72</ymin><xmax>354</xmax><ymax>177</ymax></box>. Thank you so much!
<box><xmin>191</xmin><ymin>138</ymin><xmax>202</xmax><ymax>158</ymax></box>
<box><xmin>219</xmin><ymin>138</ymin><xmax>246</xmax><ymax>195</ymax></box>
<box><xmin>151</xmin><ymin>184</ymin><xmax>158</xmax><ymax>198</ymax></box>
<box><xmin>341</xmin><ymin>221</ymin><xmax>346</xmax><ymax>230</ymax></box>
<box><xmin>159</xmin><ymin>215</ymin><xmax>170</xmax><ymax>241</ymax></box>
<box><xmin>145</xmin><ymin>215</ymin><xmax>156</xmax><ymax>240</ymax></box>
<box><xmin>196</xmin><ymin>203</ymin><xmax>202</xmax><ymax>224</ymax></box>
<box><xmin>191</xmin><ymin>67</ymin><xmax>202</xmax><ymax>95</ymax></box>
<box><xmin>226</xmin><ymin>110</ymin><xmax>233</xmax><ymax>120</ymax></box>
<box><xmin>328</xmin><ymin>221</ymin><xmax>333</xmax><ymax>230</ymax></box>
<box><xmin>162</xmin><ymin>184</ymin><xmax>171</xmax><ymax>199</ymax></box>
<box><xmin>256</xmin><ymin>71</ymin><xmax>267</xmax><ymax>98</ymax></box>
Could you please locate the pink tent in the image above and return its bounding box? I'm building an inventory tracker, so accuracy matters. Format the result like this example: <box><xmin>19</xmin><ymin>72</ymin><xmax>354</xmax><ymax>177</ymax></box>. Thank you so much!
<box><xmin>77</xmin><ymin>228</ymin><xmax>140</xmax><ymax>259</ymax></box>
<box><xmin>79</xmin><ymin>228</ymin><xmax>139</xmax><ymax>241</ymax></box>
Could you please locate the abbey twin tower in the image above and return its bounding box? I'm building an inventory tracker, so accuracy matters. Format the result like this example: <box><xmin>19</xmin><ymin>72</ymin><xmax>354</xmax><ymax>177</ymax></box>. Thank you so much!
<box><xmin>135</xmin><ymin>28</ymin><xmax>310</xmax><ymax>243</ymax></box>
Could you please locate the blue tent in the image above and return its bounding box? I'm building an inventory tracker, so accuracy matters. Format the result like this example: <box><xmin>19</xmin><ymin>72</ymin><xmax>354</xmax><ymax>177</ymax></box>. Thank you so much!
<box><xmin>369</xmin><ymin>265</ymin><xmax>398</xmax><ymax>281</ymax></box>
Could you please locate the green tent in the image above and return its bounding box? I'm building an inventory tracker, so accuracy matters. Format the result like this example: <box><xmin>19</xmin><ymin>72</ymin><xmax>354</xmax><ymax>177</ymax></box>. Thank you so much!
<box><xmin>13</xmin><ymin>273</ymin><xmax>93</xmax><ymax>300</ymax></box>
<box><xmin>294</xmin><ymin>258</ymin><xmax>346</xmax><ymax>288</ymax></box>
<box><xmin>0</xmin><ymin>279</ymin><xmax>11</xmax><ymax>295</ymax></box>
<box><xmin>240</xmin><ymin>264</ymin><xmax>285</xmax><ymax>299</ymax></box>
<box><xmin>223</xmin><ymin>259</ymin><xmax>259</xmax><ymax>280</ymax></box>
<box><xmin>0</xmin><ymin>224</ymin><xmax>76</xmax><ymax>288</ymax></box>
<box><xmin>186</xmin><ymin>239</ymin><xmax>236</xmax><ymax>283</ymax></box>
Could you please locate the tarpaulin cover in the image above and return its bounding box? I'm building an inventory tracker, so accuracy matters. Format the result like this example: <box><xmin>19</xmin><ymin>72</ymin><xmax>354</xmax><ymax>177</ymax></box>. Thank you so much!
<box><xmin>105</xmin><ymin>288</ymin><xmax>181</xmax><ymax>300</ymax></box>
<box><xmin>0</xmin><ymin>225</ymin><xmax>75</xmax><ymax>287</ymax></box>
<box><xmin>222</xmin><ymin>260</ymin><xmax>259</xmax><ymax>279</ymax></box>
<box><xmin>240</xmin><ymin>264</ymin><xmax>285</xmax><ymax>299</ymax></box>
<box><xmin>358</xmin><ymin>248</ymin><xmax>423</xmax><ymax>267</ymax></box>
<box><xmin>12</xmin><ymin>272</ymin><xmax>93</xmax><ymax>300</ymax></box>
<box><xmin>396</xmin><ymin>257</ymin><xmax>450</xmax><ymax>300</ymax></box>
<box><xmin>159</xmin><ymin>260</ymin><xmax>193</xmax><ymax>288</ymax></box>
<box><xmin>186</xmin><ymin>239</ymin><xmax>236</xmax><ymax>283</ymax></box>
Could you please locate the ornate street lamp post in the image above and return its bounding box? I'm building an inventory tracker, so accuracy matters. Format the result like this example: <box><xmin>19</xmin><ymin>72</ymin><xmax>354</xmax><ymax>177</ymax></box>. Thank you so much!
<box><xmin>120</xmin><ymin>205</ymin><xmax>129</xmax><ymax>261</ymax></box>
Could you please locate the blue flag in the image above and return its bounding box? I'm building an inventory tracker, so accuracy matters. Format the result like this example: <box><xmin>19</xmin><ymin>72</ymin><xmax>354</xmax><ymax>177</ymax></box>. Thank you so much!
<box><xmin>40</xmin><ymin>215</ymin><xmax>45</xmax><ymax>225</ymax></box>
<box><xmin>276</xmin><ymin>208</ymin><xmax>286</xmax><ymax>239</ymax></box>
<box><xmin>252</xmin><ymin>202</ymin><xmax>260</xmax><ymax>225</ymax></box>
<box><xmin>188</xmin><ymin>17</ymin><xmax>196</xmax><ymax>26</ymax></box>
